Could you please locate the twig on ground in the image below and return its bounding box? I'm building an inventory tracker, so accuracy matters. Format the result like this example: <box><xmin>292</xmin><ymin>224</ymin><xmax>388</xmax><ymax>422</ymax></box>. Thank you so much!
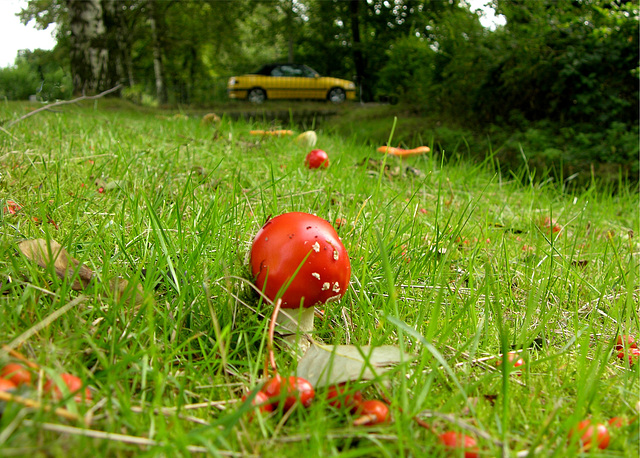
<box><xmin>0</xmin><ymin>391</ymin><xmax>80</xmax><ymax>421</ymax></box>
<box><xmin>0</xmin><ymin>125</ymin><xmax>18</xmax><ymax>140</ymax></box>
<box><xmin>21</xmin><ymin>420</ymin><xmax>255</xmax><ymax>456</ymax></box>
<box><xmin>6</xmin><ymin>85</ymin><xmax>123</xmax><ymax>128</ymax></box>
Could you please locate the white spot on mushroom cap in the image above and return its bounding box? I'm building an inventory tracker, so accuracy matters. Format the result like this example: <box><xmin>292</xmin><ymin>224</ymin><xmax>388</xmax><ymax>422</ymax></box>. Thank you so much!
<box><xmin>332</xmin><ymin>282</ymin><xmax>340</xmax><ymax>293</ymax></box>
<box><xmin>333</xmin><ymin>250</ymin><xmax>339</xmax><ymax>260</ymax></box>
<box><xmin>311</xmin><ymin>272</ymin><xmax>321</xmax><ymax>280</ymax></box>
<box><xmin>312</xmin><ymin>241</ymin><xmax>320</xmax><ymax>252</ymax></box>
<box><xmin>322</xmin><ymin>282</ymin><xmax>330</xmax><ymax>291</ymax></box>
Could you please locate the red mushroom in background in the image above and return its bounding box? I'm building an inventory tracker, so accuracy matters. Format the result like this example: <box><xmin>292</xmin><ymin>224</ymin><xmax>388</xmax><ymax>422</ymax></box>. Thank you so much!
<box><xmin>570</xmin><ymin>419</ymin><xmax>610</xmax><ymax>451</ymax></box>
<box><xmin>305</xmin><ymin>149</ymin><xmax>329</xmax><ymax>169</ymax></box>
<box><xmin>44</xmin><ymin>373</ymin><xmax>92</xmax><ymax>402</ymax></box>
<box><xmin>0</xmin><ymin>378</ymin><xmax>16</xmax><ymax>392</ymax></box>
<box><xmin>250</xmin><ymin>212</ymin><xmax>351</xmax><ymax>350</ymax></box>
<box><xmin>438</xmin><ymin>431</ymin><xmax>479</xmax><ymax>458</ymax></box>
<box><xmin>0</xmin><ymin>363</ymin><xmax>32</xmax><ymax>387</ymax></box>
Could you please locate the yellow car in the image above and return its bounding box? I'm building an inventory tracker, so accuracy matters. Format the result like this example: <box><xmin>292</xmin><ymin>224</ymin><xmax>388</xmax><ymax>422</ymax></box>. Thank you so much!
<box><xmin>227</xmin><ymin>64</ymin><xmax>356</xmax><ymax>104</ymax></box>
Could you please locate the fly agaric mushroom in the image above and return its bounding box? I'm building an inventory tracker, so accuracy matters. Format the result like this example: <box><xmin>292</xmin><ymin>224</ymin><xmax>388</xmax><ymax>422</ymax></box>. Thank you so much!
<box><xmin>250</xmin><ymin>212</ymin><xmax>351</xmax><ymax>351</ymax></box>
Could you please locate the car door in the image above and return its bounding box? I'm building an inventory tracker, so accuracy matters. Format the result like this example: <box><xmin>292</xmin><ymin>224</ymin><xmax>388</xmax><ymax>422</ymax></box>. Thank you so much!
<box><xmin>268</xmin><ymin>65</ymin><xmax>322</xmax><ymax>100</ymax></box>
<box><xmin>272</xmin><ymin>65</ymin><xmax>305</xmax><ymax>99</ymax></box>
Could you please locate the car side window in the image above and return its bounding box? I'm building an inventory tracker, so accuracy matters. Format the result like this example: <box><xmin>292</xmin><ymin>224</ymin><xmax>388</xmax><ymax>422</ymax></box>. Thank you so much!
<box><xmin>301</xmin><ymin>66</ymin><xmax>317</xmax><ymax>78</ymax></box>
<box><xmin>280</xmin><ymin>65</ymin><xmax>300</xmax><ymax>77</ymax></box>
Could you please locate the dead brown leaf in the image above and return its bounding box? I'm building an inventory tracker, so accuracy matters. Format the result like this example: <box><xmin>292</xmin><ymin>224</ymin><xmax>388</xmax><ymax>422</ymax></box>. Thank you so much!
<box><xmin>18</xmin><ymin>239</ymin><xmax>93</xmax><ymax>290</ymax></box>
<box><xmin>109</xmin><ymin>277</ymin><xmax>146</xmax><ymax>305</ymax></box>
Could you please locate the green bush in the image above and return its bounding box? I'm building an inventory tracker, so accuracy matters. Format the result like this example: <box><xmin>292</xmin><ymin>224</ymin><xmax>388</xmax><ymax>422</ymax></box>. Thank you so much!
<box><xmin>0</xmin><ymin>65</ymin><xmax>39</xmax><ymax>100</ymax></box>
<box><xmin>0</xmin><ymin>50</ymin><xmax>72</xmax><ymax>101</ymax></box>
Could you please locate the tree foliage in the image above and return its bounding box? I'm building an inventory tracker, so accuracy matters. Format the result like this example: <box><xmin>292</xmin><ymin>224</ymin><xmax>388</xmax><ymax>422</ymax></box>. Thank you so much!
<box><xmin>4</xmin><ymin>0</ymin><xmax>638</xmax><ymax>167</ymax></box>
<box><xmin>476</xmin><ymin>0</ymin><xmax>639</xmax><ymax>127</ymax></box>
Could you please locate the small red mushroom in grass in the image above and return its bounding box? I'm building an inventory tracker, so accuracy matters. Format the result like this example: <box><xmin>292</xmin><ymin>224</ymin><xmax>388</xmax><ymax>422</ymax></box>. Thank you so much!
<box><xmin>496</xmin><ymin>351</ymin><xmax>525</xmax><ymax>375</ymax></box>
<box><xmin>0</xmin><ymin>378</ymin><xmax>17</xmax><ymax>392</ymax></box>
<box><xmin>0</xmin><ymin>363</ymin><xmax>32</xmax><ymax>387</ymax></box>
<box><xmin>569</xmin><ymin>419</ymin><xmax>610</xmax><ymax>451</ymax></box>
<box><xmin>44</xmin><ymin>372</ymin><xmax>92</xmax><ymax>402</ymax></box>
<box><xmin>353</xmin><ymin>399</ymin><xmax>390</xmax><ymax>426</ymax></box>
<box><xmin>541</xmin><ymin>216</ymin><xmax>563</xmax><ymax>234</ymax></box>
<box><xmin>304</xmin><ymin>149</ymin><xmax>329</xmax><ymax>169</ymax></box>
<box><xmin>438</xmin><ymin>431</ymin><xmax>479</xmax><ymax>458</ymax></box>
<box><xmin>261</xmin><ymin>374</ymin><xmax>315</xmax><ymax>411</ymax></box>
<box><xmin>614</xmin><ymin>334</ymin><xmax>638</xmax><ymax>367</ymax></box>
<box><xmin>326</xmin><ymin>383</ymin><xmax>363</xmax><ymax>412</ymax></box>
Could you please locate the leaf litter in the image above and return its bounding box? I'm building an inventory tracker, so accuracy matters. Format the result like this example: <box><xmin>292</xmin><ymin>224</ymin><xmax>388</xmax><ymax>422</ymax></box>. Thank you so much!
<box><xmin>296</xmin><ymin>341</ymin><xmax>413</xmax><ymax>388</ymax></box>
<box><xmin>18</xmin><ymin>238</ymin><xmax>145</xmax><ymax>304</ymax></box>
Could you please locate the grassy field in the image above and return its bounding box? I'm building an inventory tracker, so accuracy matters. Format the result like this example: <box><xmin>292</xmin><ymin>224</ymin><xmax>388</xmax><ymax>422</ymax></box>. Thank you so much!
<box><xmin>0</xmin><ymin>100</ymin><xmax>638</xmax><ymax>457</ymax></box>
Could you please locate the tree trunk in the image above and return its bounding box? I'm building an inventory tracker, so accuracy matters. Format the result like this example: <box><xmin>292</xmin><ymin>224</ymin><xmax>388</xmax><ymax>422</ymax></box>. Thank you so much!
<box><xmin>349</xmin><ymin>0</ymin><xmax>367</xmax><ymax>102</ymax></box>
<box><xmin>67</xmin><ymin>0</ymin><xmax>108</xmax><ymax>94</ymax></box>
<box><xmin>148</xmin><ymin>0</ymin><xmax>167</xmax><ymax>104</ymax></box>
<box><xmin>67</xmin><ymin>0</ymin><xmax>124</xmax><ymax>95</ymax></box>
<box><xmin>287</xmin><ymin>0</ymin><xmax>295</xmax><ymax>63</ymax></box>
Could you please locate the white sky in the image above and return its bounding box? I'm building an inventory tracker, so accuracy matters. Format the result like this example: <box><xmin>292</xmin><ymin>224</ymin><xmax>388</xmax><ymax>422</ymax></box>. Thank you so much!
<box><xmin>0</xmin><ymin>0</ymin><xmax>504</xmax><ymax>69</ymax></box>
<box><xmin>0</xmin><ymin>0</ymin><xmax>56</xmax><ymax>68</ymax></box>
<box><xmin>467</xmin><ymin>0</ymin><xmax>506</xmax><ymax>29</ymax></box>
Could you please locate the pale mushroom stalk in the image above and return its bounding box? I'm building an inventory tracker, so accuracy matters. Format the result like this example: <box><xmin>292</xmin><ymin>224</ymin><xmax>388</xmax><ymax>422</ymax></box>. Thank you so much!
<box><xmin>275</xmin><ymin>306</ymin><xmax>315</xmax><ymax>355</ymax></box>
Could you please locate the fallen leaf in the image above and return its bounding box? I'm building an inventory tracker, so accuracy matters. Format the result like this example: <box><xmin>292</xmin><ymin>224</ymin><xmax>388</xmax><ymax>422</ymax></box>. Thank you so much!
<box><xmin>3</xmin><ymin>200</ymin><xmax>21</xmax><ymax>215</ymax></box>
<box><xmin>104</xmin><ymin>180</ymin><xmax>128</xmax><ymax>191</ymax></box>
<box><xmin>18</xmin><ymin>239</ymin><xmax>93</xmax><ymax>290</ymax></box>
<box><xmin>296</xmin><ymin>342</ymin><xmax>412</xmax><ymax>388</ymax></box>
<box><xmin>109</xmin><ymin>277</ymin><xmax>146</xmax><ymax>305</ymax></box>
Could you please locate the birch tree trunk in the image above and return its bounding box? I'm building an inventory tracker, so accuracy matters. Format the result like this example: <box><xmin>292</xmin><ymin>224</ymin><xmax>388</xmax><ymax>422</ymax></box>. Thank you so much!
<box><xmin>68</xmin><ymin>0</ymin><xmax>106</xmax><ymax>94</ymax></box>
<box><xmin>148</xmin><ymin>0</ymin><xmax>167</xmax><ymax>104</ymax></box>
<box><xmin>67</xmin><ymin>0</ymin><xmax>123</xmax><ymax>95</ymax></box>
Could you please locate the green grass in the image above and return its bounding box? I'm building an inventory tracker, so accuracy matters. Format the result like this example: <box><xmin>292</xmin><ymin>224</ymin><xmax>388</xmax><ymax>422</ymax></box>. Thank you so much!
<box><xmin>0</xmin><ymin>100</ymin><xmax>638</xmax><ymax>457</ymax></box>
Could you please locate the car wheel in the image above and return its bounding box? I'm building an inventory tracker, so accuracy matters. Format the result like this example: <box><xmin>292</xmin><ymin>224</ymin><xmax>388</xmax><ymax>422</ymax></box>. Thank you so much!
<box><xmin>247</xmin><ymin>88</ymin><xmax>266</xmax><ymax>104</ymax></box>
<box><xmin>327</xmin><ymin>88</ymin><xmax>346</xmax><ymax>104</ymax></box>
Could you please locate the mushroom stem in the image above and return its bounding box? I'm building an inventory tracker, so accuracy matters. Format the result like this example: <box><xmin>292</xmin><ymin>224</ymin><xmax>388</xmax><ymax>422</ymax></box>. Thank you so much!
<box><xmin>265</xmin><ymin>298</ymin><xmax>282</xmax><ymax>376</ymax></box>
<box><xmin>276</xmin><ymin>306</ymin><xmax>314</xmax><ymax>354</ymax></box>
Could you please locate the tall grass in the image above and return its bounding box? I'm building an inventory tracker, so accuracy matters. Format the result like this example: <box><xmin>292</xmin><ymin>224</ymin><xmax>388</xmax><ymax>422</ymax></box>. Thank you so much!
<box><xmin>0</xmin><ymin>100</ymin><xmax>638</xmax><ymax>457</ymax></box>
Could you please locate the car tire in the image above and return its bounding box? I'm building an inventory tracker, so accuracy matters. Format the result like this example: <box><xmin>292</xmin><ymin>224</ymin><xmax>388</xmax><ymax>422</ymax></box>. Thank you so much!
<box><xmin>327</xmin><ymin>87</ymin><xmax>346</xmax><ymax>104</ymax></box>
<box><xmin>248</xmin><ymin>88</ymin><xmax>266</xmax><ymax>104</ymax></box>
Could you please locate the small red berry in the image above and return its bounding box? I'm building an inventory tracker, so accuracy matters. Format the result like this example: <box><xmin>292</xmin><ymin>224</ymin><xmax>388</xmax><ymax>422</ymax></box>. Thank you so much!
<box><xmin>44</xmin><ymin>373</ymin><xmax>92</xmax><ymax>402</ymax></box>
<box><xmin>261</xmin><ymin>375</ymin><xmax>314</xmax><ymax>411</ymax></box>
<box><xmin>353</xmin><ymin>400</ymin><xmax>390</xmax><ymax>426</ymax></box>
<box><xmin>615</xmin><ymin>334</ymin><xmax>637</xmax><ymax>351</ymax></box>
<box><xmin>496</xmin><ymin>352</ymin><xmax>525</xmax><ymax>371</ymax></box>
<box><xmin>617</xmin><ymin>347</ymin><xmax>640</xmax><ymax>366</ymax></box>
<box><xmin>570</xmin><ymin>419</ymin><xmax>610</xmax><ymax>451</ymax></box>
<box><xmin>0</xmin><ymin>363</ymin><xmax>32</xmax><ymax>387</ymax></box>
<box><xmin>608</xmin><ymin>417</ymin><xmax>627</xmax><ymax>428</ymax></box>
<box><xmin>242</xmin><ymin>390</ymin><xmax>274</xmax><ymax>413</ymax></box>
<box><xmin>0</xmin><ymin>378</ymin><xmax>17</xmax><ymax>392</ymax></box>
<box><xmin>326</xmin><ymin>384</ymin><xmax>363</xmax><ymax>411</ymax></box>
<box><xmin>438</xmin><ymin>431</ymin><xmax>479</xmax><ymax>458</ymax></box>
